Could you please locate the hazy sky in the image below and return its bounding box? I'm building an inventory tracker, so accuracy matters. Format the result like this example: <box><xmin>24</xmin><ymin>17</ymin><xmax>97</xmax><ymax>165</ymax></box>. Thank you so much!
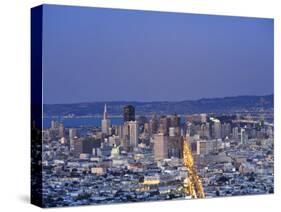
<box><xmin>42</xmin><ymin>4</ymin><xmax>273</xmax><ymax>104</ymax></box>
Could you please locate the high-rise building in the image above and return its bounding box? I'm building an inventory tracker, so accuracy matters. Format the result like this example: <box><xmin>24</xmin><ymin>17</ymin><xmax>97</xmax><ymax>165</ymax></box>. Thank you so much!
<box><xmin>200</xmin><ymin>113</ymin><xmax>207</xmax><ymax>123</ymax></box>
<box><xmin>123</xmin><ymin>105</ymin><xmax>135</xmax><ymax>122</ymax></box>
<box><xmin>123</xmin><ymin>121</ymin><xmax>130</xmax><ymax>139</ymax></box>
<box><xmin>240</xmin><ymin>128</ymin><xmax>248</xmax><ymax>144</ymax></box>
<box><xmin>221</xmin><ymin>123</ymin><xmax>231</xmax><ymax>139</ymax></box>
<box><xmin>120</xmin><ymin>122</ymin><xmax>131</xmax><ymax>151</ymax></box>
<box><xmin>159</xmin><ymin>116</ymin><xmax>170</xmax><ymax>135</ymax></box>
<box><xmin>73</xmin><ymin>138</ymin><xmax>82</xmax><ymax>157</ymax></box>
<box><xmin>154</xmin><ymin>133</ymin><xmax>168</xmax><ymax>160</ymax></box>
<box><xmin>232</xmin><ymin>127</ymin><xmax>239</xmax><ymax>140</ymax></box>
<box><xmin>149</xmin><ymin>114</ymin><xmax>158</xmax><ymax>135</ymax></box>
<box><xmin>117</xmin><ymin>125</ymin><xmax>124</xmax><ymax>138</ymax></box>
<box><xmin>69</xmin><ymin>128</ymin><xmax>77</xmax><ymax>151</ymax></box>
<box><xmin>168</xmin><ymin>135</ymin><xmax>182</xmax><ymax>158</ymax></box>
<box><xmin>137</xmin><ymin>116</ymin><xmax>148</xmax><ymax>133</ymax></box>
<box><xmin>58</xmin><ymin>123</ymin><xmax>65</xmax><ymax>138</ymax></box>
<box><xmin>210</xmin><ymin>117</ymin><xmax>221</xmax><ymax>139</ymax></box>
<box><xmin>197</xmin><ymin>140</ymin><xmax>208</xmax><ymax>155</ymax></box>
<box><xmin>73</xmin><ymin>137</ymin><xmax>101</xmax><ymax>157</ymax></box>
<box><xmin>199</xmin><ymin>123</ymin><xmax>210</xmax><ymax>139</ymax></box>
<box><xmin>101</xmin><ymin>104</ymin><xmax>111</xmax><ymax>135</ymax></box>
<box><xmin>128</xmin><ymin>121</ymin><xmax>138</xmax><ymax>147</ymax></box>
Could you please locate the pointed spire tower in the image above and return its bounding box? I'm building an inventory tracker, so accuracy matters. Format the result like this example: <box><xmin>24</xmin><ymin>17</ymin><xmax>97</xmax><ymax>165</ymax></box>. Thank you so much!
<box><xmin>103</xmin><ymin>104</ymin><xmax>108</xmax><ymax>120</ymax></box>
<box><xmin>101</xmin><ymin>103</ymin><xmax>110</xmax><ymax>135</ymax></box>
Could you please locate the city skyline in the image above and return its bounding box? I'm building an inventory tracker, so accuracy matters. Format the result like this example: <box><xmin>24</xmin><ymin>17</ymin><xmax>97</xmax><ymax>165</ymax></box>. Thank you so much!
<box><xmin>42</xmin><ymin>5</ymin><xmax>273</xmax><ymax>104</ymax></box>
<box><xmin>31</xmin><ymin>5</ymin><xmax>274</xmax><ymax>208</ymax></box>
<box><xmin>41</xmin><ymin>102</ymin><xmax>274</xmax><ymax>207</ymax></box>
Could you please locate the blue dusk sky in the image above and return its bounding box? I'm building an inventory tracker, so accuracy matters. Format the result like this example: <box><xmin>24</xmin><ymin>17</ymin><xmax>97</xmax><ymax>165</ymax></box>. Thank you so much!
<box><xmin>42</xmin><ymin>4</ymin><xmax>274</xmax><ymax>104</ymax></box>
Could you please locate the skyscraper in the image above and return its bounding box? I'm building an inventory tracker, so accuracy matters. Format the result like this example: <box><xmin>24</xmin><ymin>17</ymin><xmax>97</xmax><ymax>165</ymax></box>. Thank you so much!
<box><xmin>128</xmin><ymin>121</ymin><xmax>138</xmax><ymax>147</ymax></box>
<box><xmin>167</xmin><ymin>135</ymin><xmax>183</xmax><ymax>158</ymax></box>
<box><xmin>232</xmin><ymin>127</ymin><xmax>239</xmax><ymax>140</ymax></box>
<box><xmin>240</xmin><ymin>128</ymin><xmax>248</xmax><ymax>144</ymax></box>
<box><xmin>154</xmin><ymin>133</ymin><xmax>168</xmax><ymax>161</ymax></box>
<box><xmin>58</xmin><ymin>123</ymin><xmax>65</xmax><ymax>138</ymax></box>
<box><xmin>149</xmin><ymin>114</ymin><xmax>158</xmax><ymax>135</ymax></box>
<box><xmin>101</xmin><ymin>104</ymin><xmax>111</xmax><ymax>135</ymax></box>
<box><xmin>159</xmin><ymin>115</ymin><xmax>170</xmax><ymax>135</ymax></box>
<box><xmin>123</xmin><ymin>105</ymin><xmax>135</xmax><ymax>122</ymax></box>
<box><xmin>69</xmin><ymin>128</ymin><xmax>77</xmax><ymax>151</ymax></box>
<box><xmin>221</xmin><ymin>123</ymin><xmax>231</xmax><ymax>139</ymax></box>
<box><xmin>210</xmin><ymin>117</ymin><xmax>221</xmax><ymax>139</ymax></box>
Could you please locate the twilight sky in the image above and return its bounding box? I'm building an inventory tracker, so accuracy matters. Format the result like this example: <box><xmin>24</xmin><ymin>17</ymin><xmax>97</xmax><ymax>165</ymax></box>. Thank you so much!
<box><xmin>42</xmin><ymin>4</ymin><xmax>273</xmax><ymax>104</ymax></box>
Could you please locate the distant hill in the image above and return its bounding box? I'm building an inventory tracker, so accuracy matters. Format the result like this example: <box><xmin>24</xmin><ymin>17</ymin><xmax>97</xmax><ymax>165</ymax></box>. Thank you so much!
<box><xmin>43</xmin><ymin>94</ymin><xmax>273</xmax><ymax>116</ymax></box>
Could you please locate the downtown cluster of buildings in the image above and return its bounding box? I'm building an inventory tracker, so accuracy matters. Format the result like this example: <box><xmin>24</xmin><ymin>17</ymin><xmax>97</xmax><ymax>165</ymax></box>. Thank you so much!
<box><xmin>41</xmin><ymin>105</ymin><xmax>274</xmax><ymax>207</ymax></box>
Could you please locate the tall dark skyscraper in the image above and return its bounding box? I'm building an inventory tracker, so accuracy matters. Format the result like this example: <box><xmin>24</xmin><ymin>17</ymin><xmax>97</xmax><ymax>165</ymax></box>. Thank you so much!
<box><xmin>123</xmin><ymin>105</ymin><xmax>135</xmax><ymax>122</ymax></box>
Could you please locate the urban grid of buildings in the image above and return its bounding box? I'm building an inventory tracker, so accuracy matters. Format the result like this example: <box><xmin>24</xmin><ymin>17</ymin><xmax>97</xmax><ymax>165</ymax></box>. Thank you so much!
<box><xmin>41</xmin><ymin>104</ymin><xmax>274</xmax><ymax>207</ymax></box>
